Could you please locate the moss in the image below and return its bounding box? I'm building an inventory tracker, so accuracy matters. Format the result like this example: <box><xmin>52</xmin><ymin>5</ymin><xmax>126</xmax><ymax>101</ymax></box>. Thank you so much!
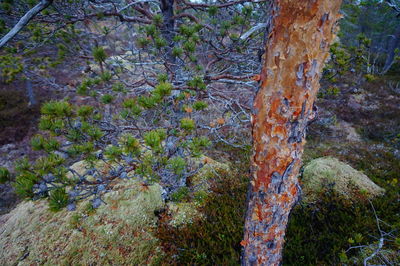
<box><xmin>170</xmin><ymin>186</ymin><xmax>189</xmax><ymax>202</ymax></box>
<box><xmin>189</xmin><ymin>155</ymin><xmax>230</xmax><ymax>192</ymax></box>
<box><xmin>302</xmin><ymin>156</ymin><xmax>385</xmax><ymax>202</ymax></box>
<box><xmin>0</xmin><ymin>179</ymin><xmax>164</xmax><ymax>265</ymax></box>
<box><xmin>157</xmin><ymin>147</ymin><xmax>249</xmax><ymax>265</ymax></box>
<box><xmin>167</xmin><ymin>202</ymin><xmax>202</xmax><ymax>227</ymax></box>
<box><xmin>166</xmin><ymin>156</ymin><xmax>231</xmax><ymax>228</ymax></box>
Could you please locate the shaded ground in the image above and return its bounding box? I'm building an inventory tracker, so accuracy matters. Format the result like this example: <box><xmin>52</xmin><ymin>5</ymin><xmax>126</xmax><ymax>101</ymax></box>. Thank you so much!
<box><xmin>154</xmin><ymin>74</ymin><xmax>400</xmax><ymax>265</ymax></box>
<box><xmin>0</xmin><ymin>47</ymin><xmax>399</xmax><ymax>262</ymax></box>
<box><xmin>0</xmin><ymin>52</ymin><xmax>86</xmax><ymax>214</ymax></box>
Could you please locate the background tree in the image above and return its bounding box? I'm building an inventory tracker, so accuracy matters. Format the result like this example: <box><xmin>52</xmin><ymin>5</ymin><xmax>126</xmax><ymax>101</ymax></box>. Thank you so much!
<box><xmin>0</xmin><ymin>0</ymin><xmax>271</xmax><ymax>211</ymax></box>
<box><xmin>339</xmin><ymin>0</ymin><xmax>400</xmax><ymax>75</ymax></box>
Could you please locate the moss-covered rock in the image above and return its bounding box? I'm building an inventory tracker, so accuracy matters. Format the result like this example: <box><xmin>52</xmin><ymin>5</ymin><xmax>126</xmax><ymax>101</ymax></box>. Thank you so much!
<box><xmin>302</xmin><ymin>156</ymin><xmax>385</xmax><ymax>202</ymax></box>
<box><xmin>0</xmin><ymin>179</ymin><xmax>164</xmax><ymax>265</ymax></box>
<box><xmin>0</xmin><ymin>155</ymin><xmax>231</xmax><ymax>265</ymax></box>
<box><xmin>167</xmin><ymin>156</ymin><xmax>230</xmax><ymax>227</ymax></box>
<box><xmin>189</xmin><ymin>155</ymin><xmax>230</xmax><ymax>191</ymax></box>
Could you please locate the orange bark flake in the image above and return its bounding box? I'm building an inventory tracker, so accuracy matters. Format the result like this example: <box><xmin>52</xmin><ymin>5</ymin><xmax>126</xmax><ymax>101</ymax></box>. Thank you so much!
<box><xmin>240</xmin><ymin>240</ymin><xmax>249</xmax><ymax>247</ymax></box>
<box><xmin>202</xmin><ymin>157</ymin><xmax>212</xmax><ymax>164</ymax></box>
<box><xmin>290</xmin><ymin>183</ymin><xmax>298</xmax><ymax>196</ymax></box>
<box><xmin>252</xmin><ymin>74</ymin><xmax>261</xmax><ymax>81</ymax></box>
<box><xmin>272</xmin><ymin>126</ymin><xmax>287</xmax><ymax>136</ymax></box>
<box><xmin>256</xmin><ymin>202</ymin><xmax>263</xmax><ymax>221</ymax></box>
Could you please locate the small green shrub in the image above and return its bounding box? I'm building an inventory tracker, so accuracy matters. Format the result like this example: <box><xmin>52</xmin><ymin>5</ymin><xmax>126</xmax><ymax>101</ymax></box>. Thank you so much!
<box><xmin>168</xmin><ymin>157</ymin><xmax>186</xmax><ymax>176</ymax></box>
<box><xmin>180</xmin><ymin>118</ymin><xmax>196</xmax><ymax>131</ymax></box>
<box><xmin>14</xmin><ymin>172</ymin><xmax>39</xmax><ymax>198</ymax></box>
<box><xmin>92</xmin><ymin>46</ymin><xmax>107</xmax><ymax>63</ymax></box>
<box><xmin>144</xmin><ymin>130</ymin><xmax>166</xmax><ymax>151</ymax></box>
<box><xmin>364</xmin><ymin>74</ymin><xmax>376</xmax><ymax>82</ymax></box>
<box><xmin>187</xmin><ymin>76</ymin><xmax>206</xmax><ymax>90</ymax></box>
<box><xmin>171</xmin><ymin>187</ymin><xmax>190</xmax><ymax>202</ymax></box>
<box><xmin>0</xmin><ymin>167</ymin><xmax>10</xmax><ymax>183</ymax></box>
<box><xmin>193</xmin><ymin>101</ymin><xmax>208</xmax><ymax>111</ymax></box>
<box><xmin>101</xmin><ymin>94</ymin><xmax>114</xmax><ymax>104</ymax></box>
<box><xmin>48</xmin><ymin>188</ymin><xmax>69</xmax><ymax>212</ymax></box>
<box><xmin>153</xmin><ymin>82</ymin><xmax>172</xmax><ymax>98</ymax></box>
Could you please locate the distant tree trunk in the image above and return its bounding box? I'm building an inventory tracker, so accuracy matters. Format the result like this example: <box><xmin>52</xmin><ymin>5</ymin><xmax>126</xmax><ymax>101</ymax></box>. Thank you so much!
<box><xmin>160</xmin><ymin>0</ymin><xmax>176</xmax><ymax>75</ymax></box>
<box><xmin>382</xmin><ymin>23</ymin><xmax>400</xmax><ymax>74</ymax></box>
<box><xmin>242</xmin><ymin>1</ymin><xmax>343</xmax><ymax>265</ymax></box>
<box><xmin>25</xmin><ymin>78</ymin><xmax>36</xmax><ymax>107</ymax></box>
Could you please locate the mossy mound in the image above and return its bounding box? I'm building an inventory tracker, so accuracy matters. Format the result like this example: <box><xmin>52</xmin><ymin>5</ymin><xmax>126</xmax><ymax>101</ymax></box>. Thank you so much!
<box><xmin>189</xmin><ymin>155</ymin><xmax>230</xmax><ymax>192</ymax></box>
<box><xmin>0</xmin><ymin>179</ymin><xmax>164</xmax><ymax>265</ymax></box>
<box><xmin>167</xmin><ymin>155</ymin><xmax>231</xmax><ymax>227</ymax></box>
<box><xmin>302</xmin><ymin>156</ymin><xmax>385</xmax><ymax>202</ymax></box>
<box><xmin>0</xmin><ymin>156</ymin><xmax>231</xmax><ymax>265</ymax></box>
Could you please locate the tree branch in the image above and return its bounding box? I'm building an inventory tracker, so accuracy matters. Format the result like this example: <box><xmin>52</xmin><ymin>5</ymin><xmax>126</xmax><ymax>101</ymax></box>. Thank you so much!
<box><xmin>240</xmin><ymin>23</ymin><xmax>268</xmax><ymax>40</ymax></box>
<box><xmin>0</xmin><ymin>0</ymin><xmax>53</xmax><ymax>49</ymax></box>
<box><xmin>172</xmin><ymin>13</ymin><xmax>213</xmax><ymax>30</ymax></box>
<box><xmin>385</xmin><ymin>0</ymin><xmax>400</xmax><ymax>16</ymax></box>
<box><xmin>181</xmin><ymin>0</ymin><xmax>269</xmax><ymax>10</ymax></box>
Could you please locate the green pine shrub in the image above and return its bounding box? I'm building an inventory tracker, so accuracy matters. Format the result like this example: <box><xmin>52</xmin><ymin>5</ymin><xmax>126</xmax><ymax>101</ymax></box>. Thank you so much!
<box><xmin>48</xmin><ymin>188</ymin><xmax>69</xmax><ymax>212</ymax></box>
<box><xmin>0</xmin><ymin>167</ymin><xmax>10</xmax><ymax>184</ymax></box>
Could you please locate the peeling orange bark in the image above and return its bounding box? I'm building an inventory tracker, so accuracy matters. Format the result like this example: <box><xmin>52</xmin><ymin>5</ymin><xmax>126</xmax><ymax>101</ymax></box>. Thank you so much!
<box><xmin>242</xmin><ymin>1</ymin><xmax>343</xmax><ymax>265</ymax></box>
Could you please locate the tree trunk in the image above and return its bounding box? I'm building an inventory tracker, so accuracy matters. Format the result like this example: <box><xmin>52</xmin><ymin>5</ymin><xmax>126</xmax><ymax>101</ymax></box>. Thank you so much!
<box><xmin>382</xmin><ymin>23</ymin><xmax>400</xmax><ymax>74</ymax></box>
<box><xmin>242</xmin><ymin>1</ymin><xmax>343</xmax><ymax>265</ymax></box>
<box><xmin>160</xmin><ymin>0</ymin><xmax>176</xmax><ymax>75</ymax></box>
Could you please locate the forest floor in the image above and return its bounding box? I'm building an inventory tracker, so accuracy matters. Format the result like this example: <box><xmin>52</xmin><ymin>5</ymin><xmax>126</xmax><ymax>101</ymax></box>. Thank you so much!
<box><xmin>0</xmin><ymin>64</ymin><xmax>399</xmax><ymax>263</ymax></box>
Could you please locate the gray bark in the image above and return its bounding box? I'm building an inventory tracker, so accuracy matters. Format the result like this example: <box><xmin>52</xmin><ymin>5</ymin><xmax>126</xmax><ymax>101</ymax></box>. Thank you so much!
<box><xmin>382</xmin><ymin>23</ymin><xmax>400</xmax><ymax>74</ymax></box>
<box><xmin>160</xmin><ymin>0</ymin><xmax>176</xmax><ymax>74</ymax></box>
<box><xmin>26</xmin><ymin>79</ymin><xmax>36</xmax><ymax>107</ymax></box>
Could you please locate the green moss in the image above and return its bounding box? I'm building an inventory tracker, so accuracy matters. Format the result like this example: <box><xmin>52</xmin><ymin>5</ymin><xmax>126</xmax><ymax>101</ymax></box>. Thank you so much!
<box><xmin>288</xmin><ymin>137</ymin><xmax>400</xmax><ymax>264</ymax></box>
<box><xmin>171</xmin><ymin>187</ymin><xmax>189</xmax><ymax>202</ymax></box>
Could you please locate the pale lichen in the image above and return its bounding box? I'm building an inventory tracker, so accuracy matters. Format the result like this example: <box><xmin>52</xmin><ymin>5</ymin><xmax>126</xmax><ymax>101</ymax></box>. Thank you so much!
<box><xmin>302</xmin><ymin>156</ymin><xmax>385</xmax><ymax>202</ymax></box>
<box><xmin>0</xmin><ymin>179</ymin><xmax>164</xmax><ymax>265</ymax></box>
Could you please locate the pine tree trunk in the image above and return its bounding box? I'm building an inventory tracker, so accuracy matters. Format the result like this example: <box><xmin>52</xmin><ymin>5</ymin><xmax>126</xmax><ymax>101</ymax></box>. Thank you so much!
<box><xmin>160</xmin><ymin>0</ymin><xmax>176</xmax><ymax>74</ymax></box>
<box><xmin>242</xmin><ymin>1</ymin><xmax>343</xmax><ymax>265</ymax></box>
